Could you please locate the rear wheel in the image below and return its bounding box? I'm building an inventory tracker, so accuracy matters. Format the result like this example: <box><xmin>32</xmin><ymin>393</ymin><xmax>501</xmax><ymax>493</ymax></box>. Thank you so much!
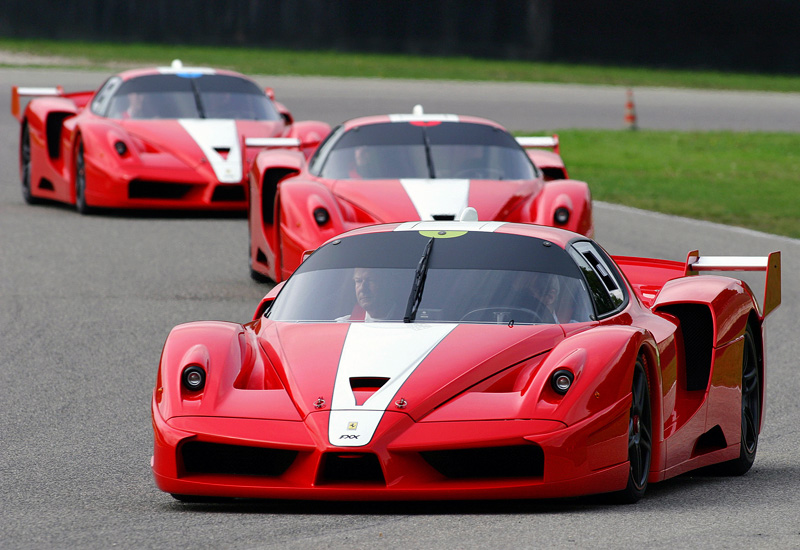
<box><xmin>613</xmin><ymin>358</ymin><xmax>652</xmax><ymax>504</ymax></box>
<box><xmin>20</xmin><ymin>121</ymin><xmax>40</xmax><ymax>204</ymax></box>
<box><xmin>714</xmin><ymin>325</ymin><xmax>760</xmax><ymax>475</ymax></box>
<box><xmin>74</xmin><ymin>138</ymin><xmax>94</xmax><ymax>215</ymax></box>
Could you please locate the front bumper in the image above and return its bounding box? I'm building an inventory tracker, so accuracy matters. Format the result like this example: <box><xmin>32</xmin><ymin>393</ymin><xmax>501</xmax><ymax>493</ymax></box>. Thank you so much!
<box><xmin>151</xmin><ymin>396</ymin><xmax>631</xmax><ymax>501</ymax></box>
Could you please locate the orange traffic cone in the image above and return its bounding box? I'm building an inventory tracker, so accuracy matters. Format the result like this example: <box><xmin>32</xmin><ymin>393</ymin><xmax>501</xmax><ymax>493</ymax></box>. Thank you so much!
<box><xmin>624</xmin><ymin>88</ymin><xmax>638</xmax><ymax>130</ymax></box>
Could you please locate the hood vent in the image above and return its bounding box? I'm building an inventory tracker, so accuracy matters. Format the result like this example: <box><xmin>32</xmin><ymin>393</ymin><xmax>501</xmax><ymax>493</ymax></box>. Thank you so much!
<box><xmin>432</xmin><ymin>214</ymin><xmax>456</xmax><ymax>221</ymax></box>
<box><xmin>350</xmin><ymin>377</ymin><xmax>389</xmax><ymax>406</ymax></box>
<box><xmin>214</xmin><ymin>147</ymin><xmax>231</xmax><ymax>160</ymax></box>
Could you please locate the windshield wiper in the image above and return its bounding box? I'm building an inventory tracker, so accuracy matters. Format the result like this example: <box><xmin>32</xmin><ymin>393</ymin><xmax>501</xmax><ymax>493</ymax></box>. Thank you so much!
<box><xmin>189</xmin><ymin>80</ymin><xmax>206</xmax><ymax>118</ymax></box>
<box><xmin>403</xmin><ymin>237</ymin><xmax>434</xmax><ymax>323</ymax></box>
<box><xmin>422</xmin><ymin>130</ymin><xmax>436</xmax><ymax>178</ymax></box>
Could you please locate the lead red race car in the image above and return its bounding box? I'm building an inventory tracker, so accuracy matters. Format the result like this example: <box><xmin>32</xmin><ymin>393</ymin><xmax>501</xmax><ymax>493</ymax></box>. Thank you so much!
<box><xmin>247</xmin><ymin>107</ymin><xmax>593</xmax><ymax>283</ymax></box>
<box><xmin>152</xmin><ymin>214</ymin><xmax>780</xmax><ymax>503</ymax></box>
<box><xmin>11</xmin><ymin>60</ymin><xmax>329</xmax><ymax>213</ymax></box>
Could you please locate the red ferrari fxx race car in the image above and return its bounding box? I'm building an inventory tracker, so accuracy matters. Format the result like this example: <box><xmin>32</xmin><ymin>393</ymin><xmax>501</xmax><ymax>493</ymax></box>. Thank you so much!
<box><xmin>11</xmin><ymin>60</ymin><xmax>329</xmax><ymax>213</ymax></box>
<box><xmin>247</xmin><ymin>107</ymin><xmax>593</xmax><ymax>282</ymax></box>
<box><xmin>152</xmin><ymin>214</ymin><xmax>780</xmax><ymax>503</ymax></box>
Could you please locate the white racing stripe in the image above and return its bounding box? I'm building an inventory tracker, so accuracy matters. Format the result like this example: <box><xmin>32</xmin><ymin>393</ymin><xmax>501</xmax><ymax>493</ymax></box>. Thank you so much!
<box><xmin>178</xmin><ymin>119</ymin><xmax>243</xmax><ymax>183</ymax></box>
<box><xmin>400</xmin><ymin>178</ymin><xmax>469</xmax><ymax>221</ymax></box>
<box><xmin>329</xmin><ymin>323</ymin><xmax>457</xmax><ymax>447</ymax></box>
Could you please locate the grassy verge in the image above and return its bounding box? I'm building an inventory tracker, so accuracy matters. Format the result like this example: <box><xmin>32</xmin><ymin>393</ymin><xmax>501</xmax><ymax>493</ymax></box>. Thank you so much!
<box><xmin>550</xmin><ymin>130</ymin><xmax>800</xmax><ymax>239</ymax></box>
<box><xmin>3</xmin><ymin>38</ymin><xmax>800</xmax><ymax>92</ymax></box>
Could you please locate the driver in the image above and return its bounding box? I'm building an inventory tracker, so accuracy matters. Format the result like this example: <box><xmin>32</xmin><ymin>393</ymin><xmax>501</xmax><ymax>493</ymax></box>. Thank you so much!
<box><xmin>513</xmin><ymin>271</ymin><xmax>561</xmax><ymax>323</ymax></box>
<box><xmin>338</xmin><ymin>267</ymin><xmax>399</xmax><ymax>321</ymax></box>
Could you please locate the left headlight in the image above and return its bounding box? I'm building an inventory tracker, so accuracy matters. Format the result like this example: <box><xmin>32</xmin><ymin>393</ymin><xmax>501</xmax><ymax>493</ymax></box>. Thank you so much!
<box><xmin>182</xmin><ymin>365</ymin><xmax>206</xmax><ymax>391</ymax></box>
<box><xmin>550</xmin><ymin>369</ymin><xmax>574</xmax><ymax>395</ymax></box>
<box><xmin>553</xmin><ymin>207</ymin><xmax>570</xmax><ymax>225</ymax></box>
<box><xmin>313</xmin><ymin>207</ymin><xmax>330</xmax><ymax>226</ymax></box>
<box><xmin>114</xmin><ymin>140</ymin><xmax>128</xmax><ymax>156</ymax></box>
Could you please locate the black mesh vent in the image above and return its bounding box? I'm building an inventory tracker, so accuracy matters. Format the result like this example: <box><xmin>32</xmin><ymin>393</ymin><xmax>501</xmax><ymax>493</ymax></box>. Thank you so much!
<box><xmin>211</xmin><ymin>185</ymin><xmax>246</xmax><ymax>202</ymax></box>
<box><xmin>421</xmin><ymin>445</ymin><xmax>544</xmax><ymax>479</ymax></box>
<box><xmin>319</xmin><ymin>452</ymin><xmax>385</xmax><ymax>484</ymax></box>
<box><xmin>541</xmin><ymin>167</ymin><xmax>566</xmax><ymax>181</ymax></box>
<box><xmin>181</xmin><ymin>441</ymin><xmax>297</xmax><ymax>476</ymax></box>
<box><xmin>129</xmin><ymin>180</ymin><xmax>192</xmax><ymax>199</ymax></box>
<box><xmin>657</xmin><ymin>303</ymin><xmax>713</xmax><ymax>391</ymax></box>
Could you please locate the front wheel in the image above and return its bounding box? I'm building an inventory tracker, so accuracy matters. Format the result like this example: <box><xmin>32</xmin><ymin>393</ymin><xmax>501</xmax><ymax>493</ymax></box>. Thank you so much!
<box><xmin>74</xmin><ymin>138</ymin><xmax>94</xmax><ymax>215</ymax></box>
<box><xmin>613</xmin><ymin>358</ymin><xmax>652</xmax><ymax>504</ymax></box>
<box><xmin>20</xmin><ymin>121</ymin><xmax>41</xmax><ymax>204</ymax></box>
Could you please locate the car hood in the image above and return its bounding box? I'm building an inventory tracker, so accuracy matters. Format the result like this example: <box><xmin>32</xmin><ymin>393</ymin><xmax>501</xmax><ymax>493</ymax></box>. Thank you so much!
<box><xmin>259</xmin><ymin>321</ymin><xmax>564</xmax><ymax>447</ymax></box>
<box><xmin>120</xmin><ymin>119</ymin><xmax>283</xmax><ymax>182</ymax></box>
<box><xmin>331</xmin><ymin>178</ymin><xmax>541</xmax><ymax>221</ymax></box>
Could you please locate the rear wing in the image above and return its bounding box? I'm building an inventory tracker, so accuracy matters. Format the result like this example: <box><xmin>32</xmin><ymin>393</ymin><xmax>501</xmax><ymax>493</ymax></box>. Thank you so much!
<box><xmin>516</xmin><ymin>135</ymin><xmax>560</xmax><ymax>154</ymax></box>
<box><xmin>685</xmin><ymin>250</ymin><xmax>781</xmax><ymax>318</ymax></box>
<box><xmin>244</xmin><ymin>137</ymin><xmax>301</xmax><ymax>148</ymax></box>
<box><xmin>10</xmin><ymin>86</ymin><xmax>64</xmax><ymax>121</ymax></box>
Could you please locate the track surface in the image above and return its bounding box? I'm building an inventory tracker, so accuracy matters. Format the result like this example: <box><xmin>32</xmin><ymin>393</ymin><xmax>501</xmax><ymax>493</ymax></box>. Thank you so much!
<box><xmin>1</xmin><ymin>68</ymin><xmax>798</xmax><ymax>549</ymax></box>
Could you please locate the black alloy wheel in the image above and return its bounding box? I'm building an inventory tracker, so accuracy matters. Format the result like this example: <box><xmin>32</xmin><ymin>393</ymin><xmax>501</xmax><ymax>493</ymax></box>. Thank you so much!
<box><xmin>613</xmin><ymin>358</ymin><xmax>652</xmax><ymax>504</ymax></box>
<box><xmin>74</xmin><ymin>138</ymin><xmax>93</xmax><ymax>215</ymax></box>
<box><xmin>20</xmin><ymin>122</ymin><xmax>40</xmax><ymax>204</ymax></box>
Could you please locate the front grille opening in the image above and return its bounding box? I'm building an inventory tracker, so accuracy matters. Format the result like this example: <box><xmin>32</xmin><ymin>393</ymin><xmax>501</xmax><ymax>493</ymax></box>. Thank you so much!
<box><xmin>432</xmin><ymin>214</ymin><xmax>455</xmax><ymax>221</ymax></box>
<box><xmin>129</xmin><ymin>180</ymin><xmax>192</xmax><ymax>199</ymax></box>
<box><xmin>421</xmin><ymin>445</ymin><xmax>544</xmax><ymax>479</ymax></box>
<box><xmin>180</xmin><ymin>441</ymin><xmax>297</xmax><ymax>477</ymax></box>
<box><xmin>319</xmin><ymin>452</ymin><xmax>385</xmax><ymax>484</ymax></box>
<box><xmin>211</xmin><ymin>185</ymin><xmax>246</xmax><ymax>202</ymax></box>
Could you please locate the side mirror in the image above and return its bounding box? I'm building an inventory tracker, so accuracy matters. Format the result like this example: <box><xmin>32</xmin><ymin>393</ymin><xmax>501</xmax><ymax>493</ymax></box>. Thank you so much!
<box><xmin>252</xmin><ymin>281</ymin><xmax>285</xmax><ymax>321</ymax></box>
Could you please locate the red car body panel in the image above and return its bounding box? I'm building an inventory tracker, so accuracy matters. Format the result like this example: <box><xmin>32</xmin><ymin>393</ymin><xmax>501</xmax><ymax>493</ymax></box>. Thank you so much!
<box><xmin>12</xmin><ymin>64</ymin><xmax>329</xmax><ymax>212</ymax></box>
<box><xmin>152</xmin><ymin>221</ymin><xmax>780</xmax><ymax>501</ymax></box>
<box><xmin>248</xmin><ymin>113</ymin><xmax>593</xmax><ymax>283</ymax></box>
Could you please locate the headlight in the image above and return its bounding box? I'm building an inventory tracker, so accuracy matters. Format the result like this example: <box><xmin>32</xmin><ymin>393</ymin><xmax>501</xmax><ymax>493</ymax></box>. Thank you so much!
<box><xmin>551</xmin><ymin>369</ymin><xmax>574</xmax><ymax>394</ymax></box>
<box><xmin>313</xmin><ymin>207</ymin><xmax>330</xmax><ymax>225</ymax></box>
<box><xmin>182</xmin><ymin>365</ymin><xmax>206</xmax><ymax>391</ymax></box>
<box><xmin>554</xmin><ymin>207</ymin><xmax>570</xmax><ymax>225</ymax></box>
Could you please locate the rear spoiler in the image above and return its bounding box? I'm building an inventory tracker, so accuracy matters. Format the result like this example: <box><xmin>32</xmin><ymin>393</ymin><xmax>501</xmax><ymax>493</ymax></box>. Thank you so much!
<box><xmin>516</xmin><ymin>135</ymin><xmax>559</xmax><ymax>154</ymax></box>
<box><xmin>11</xmin><ymin>86</ymin><xmax>64</xmax><ymax>121</ymax></box>
<box><xmin>245</xmin><ymin>137</ymin><xmax>301</xmax><ymax>148</ymax></box>
<box><xmin>685</xmin><ymin>250</ymin><xmax>781</xmax><ymax>318</ymax></box>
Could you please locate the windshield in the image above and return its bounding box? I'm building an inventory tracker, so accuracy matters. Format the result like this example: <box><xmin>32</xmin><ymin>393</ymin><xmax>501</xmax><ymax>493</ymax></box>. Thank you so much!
<box><xmin>267</xmin><ymin>231</ymin><xmax>594</xmax><ymax>324</ymax></box>
<box><xmin>103</xmin><ymin>74</ymin><xmax>281</xmax><ymax>121</ymax></box>
<box><xmin>312</xmin><ymin>121</ymin><xmax>538</xmax><ymax>180</ymax></box>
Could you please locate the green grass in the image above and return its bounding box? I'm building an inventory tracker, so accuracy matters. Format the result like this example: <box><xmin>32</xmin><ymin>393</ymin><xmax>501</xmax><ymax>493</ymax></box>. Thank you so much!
<box><xmin>550</xmin><ymin>130</ymin><xmax>800</xmax><ymax>238</ymax></box>
<box><xmin>4</xmin><ymin>38</ymin><xmax>800</xmax><ymax>92</ymax></box>
<box><xmin>3</xmin><ymin>38</ymin><xmax>798</xmax><ymax>238</ymax></box>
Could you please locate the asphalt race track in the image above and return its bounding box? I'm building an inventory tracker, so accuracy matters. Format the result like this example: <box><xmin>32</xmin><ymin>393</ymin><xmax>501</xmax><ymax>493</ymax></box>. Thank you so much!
<box><xmin>1</xmin><ymin>67</ymin><xmax>798</xmax><ymax>549</ymax></box>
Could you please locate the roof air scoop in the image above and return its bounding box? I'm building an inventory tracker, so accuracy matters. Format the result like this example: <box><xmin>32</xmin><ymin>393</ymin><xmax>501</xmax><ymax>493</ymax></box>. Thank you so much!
<box><xmin>171</xmin><ymin>59</ymin><xmax>183</xmax><ymax>69</ymax></box>
<box><xmin>460</xmin><ymin>207</ymin><xmax>479</xmax><ymax>222</ymax></box>
<box><xmin>412</xmin><ymin>104</ymin><xmax>424</xmax><ymax>116</ymax></box>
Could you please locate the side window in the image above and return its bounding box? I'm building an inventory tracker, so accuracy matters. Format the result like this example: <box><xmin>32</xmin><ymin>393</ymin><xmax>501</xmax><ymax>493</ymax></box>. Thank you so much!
<box><xmin>569</xmin><ymin>241</ymin><xmax>626</xmax><ymax>318</ymax></box>
<box><xmin>308</xmin><ymin>125</ymin><xmax>345</xmax><ymax>176</ymax></box>
<box><xmin>90</xmin><ymin>77</ymin><xmax>122</xmax><ymax>117</ymax></box>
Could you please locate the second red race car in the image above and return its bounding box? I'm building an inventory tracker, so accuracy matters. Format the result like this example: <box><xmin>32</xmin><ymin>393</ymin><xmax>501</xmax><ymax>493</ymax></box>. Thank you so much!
<box><xmin>11</xmin><ymin>60</ymin><xmax>329</xmax><ymax>214</ymax></box>
<box><xmin>247</xmin><ymin>106</ymin><xmax>593</xmax><ymax>282</ymax></box>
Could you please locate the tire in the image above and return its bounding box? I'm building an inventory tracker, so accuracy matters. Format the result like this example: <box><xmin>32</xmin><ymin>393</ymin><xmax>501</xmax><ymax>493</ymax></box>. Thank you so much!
<box><xmin>612</xmin><ymin>358</ymin><xmax>652</xmax><ymax>504</ymax></box>
<box><xmin>713</xmin><ymin>325</ymin><xmax>760</xmax><ymax>476</ymax></box>
<box><xmin>20</xmin><ymin>121</ymin><xmax>41</xmax><ymax>204</ymax></box>
<box><xmin>74</xmin><ymin>138</ymin><xmax>94</xmax><ymax>215</ymax></box>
